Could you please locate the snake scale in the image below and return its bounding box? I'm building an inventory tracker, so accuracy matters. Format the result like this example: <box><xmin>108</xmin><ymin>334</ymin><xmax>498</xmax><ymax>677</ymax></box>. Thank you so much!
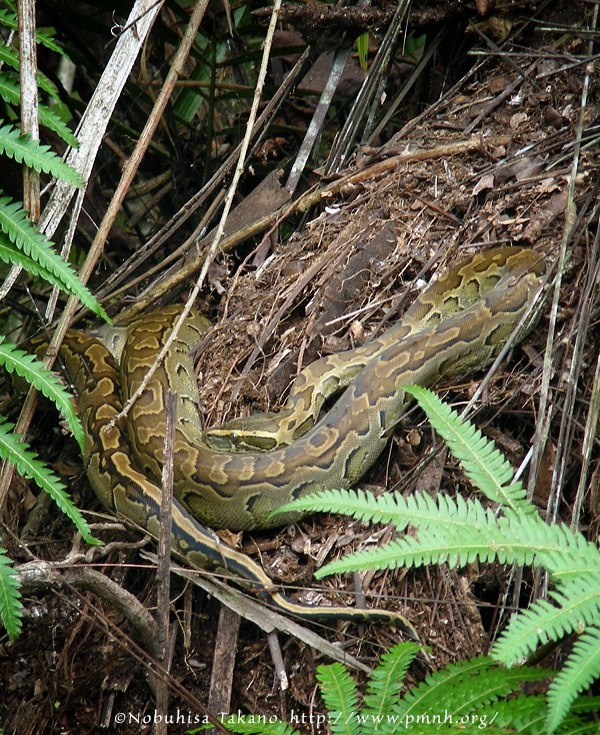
<box><xmin>52</xmin><ymin>246</ymin><xmax>545</xmax><ymax>627</ymax></box>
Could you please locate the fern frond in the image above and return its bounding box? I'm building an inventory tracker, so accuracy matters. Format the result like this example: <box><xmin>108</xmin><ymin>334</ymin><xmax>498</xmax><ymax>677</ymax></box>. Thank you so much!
<box><xmin>0</xmin><ymin>196</ymin><xmax>108</xmax><ymax>321</ymax></box>
<box><xmin>0</xmin><ymin>49</ymin><xmax>62</xmax><ymax>101</ymax></box>
<box><xmin>0</xmin><ymin>232</ymin><xmax>78</xmax><ymax>295</ymax></box>
<box><xmin>0</xmin><ymin>6</ymin><xmax>17</xmax><ymax>33</ymax></box>
<box><xmin>403</xmin><ymin>385</ymin><xmax>533</xmax><ymax>514</ymax></box>
<box><xmin>0</xmin><ymin>543</ymin><xmax>22</xmax><ymax>641</ymax></box>
<box><xmin>275</xmin><ymin>487</ymin><xmax>499</xmax><ymax>533</ymax></box>
<box><xmin>274</xmin><ymin>487</ymin><xmax>433</xmax><ymax>530</ymax></box>
<box><xmin>398</xmin><ymin>656</ymin><xmax>550</xmax><ymax>721</ymax></box>
<box><xmin>363</xmin><ymin>642</ymin><xmax>420</xmax><ymax>730</ymax></box>
<box><xmin>0</xmin><ymin>419</ymin><xmax>99</xmax><ymax>546</ymax></box>
<box><xmin>0</xmin><ymin>122</ymin><xmax>83</xmax><ymax>185</ymax></box>
<box><xmin>315</xmin><ymin>496</ymin><xmax>599</xmax><ymax>578</ymax></box>
<box><xmin>311</xmin><ymin>494</ymin><xmax>516</xmax><ymax>577</ymax></box>
<box><xmin>493</xmin><ymin>576</ymin><xmax>600</xmax><ymax>665</ymax></box>
<box><xmin>546</xmin><ymin>627</ymin><xmax>600</xmax><ymax>733</ymax></box>
<box><xmin>0</xmin><ymin>73</ymin><xmax>78</xmax><ymax>146</ymax></box>
<box><xmin>316</xmin><ymin>663</ymin><xmax>360</xmax><ymax>735</ymax></box>
<box><xmin>0</xmin><ymin>7</ymin><xmax>67</xmax><ymax>56</ymax></box>
<box><xmin>476</xmin><ymin>694</ymin><xmax>547</xmax><ymax>734</ymax></box>
<box><xmin>0</xmin><ymin>337</ymin><xmax>83</xmax><ymax>450</ymax></box>
<box><xmin>475</xmin><ymin>693</ymin><xmax>600</xmax><ymax>735</ymax></box>
<box><xmin>569</xmin><ymin>695</ymin><xmax>600</xmax><ymax>717</ymax></box>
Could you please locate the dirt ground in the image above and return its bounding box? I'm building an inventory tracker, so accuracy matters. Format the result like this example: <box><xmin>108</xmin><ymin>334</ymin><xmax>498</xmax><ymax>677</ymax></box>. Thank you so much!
<box><xmin>1</xmin><ymin>1</ymin><xmax>599</xmax><ymax>733</ymax></box>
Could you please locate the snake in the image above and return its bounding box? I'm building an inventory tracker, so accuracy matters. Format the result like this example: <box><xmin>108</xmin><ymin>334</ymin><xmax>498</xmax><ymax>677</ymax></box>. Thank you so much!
<box><xmin>49</xmin><ymin>246</ymin><xmax>545</xmax><ymax>628</ymax></box>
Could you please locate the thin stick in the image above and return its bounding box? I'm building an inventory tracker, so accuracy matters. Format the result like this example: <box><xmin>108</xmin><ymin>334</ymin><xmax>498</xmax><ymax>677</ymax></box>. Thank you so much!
<box><xmin>156</xmin><ymin>390</ymin><xmax>177</xmax><ymax>730</ymax></box>
<box><xmin>18</xmin><ymin>0</ymin><xmax>40</xmax><ymax>221</ymax></box>
<box><xmin>112</xmin><ymin>0</ymin><xmax>283</xmax><ymax>427</ymax></box>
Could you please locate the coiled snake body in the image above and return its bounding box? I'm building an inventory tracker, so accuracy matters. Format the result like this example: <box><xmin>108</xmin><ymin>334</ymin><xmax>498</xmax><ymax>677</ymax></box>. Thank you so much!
<box><xmin>54</xmin><ymin>246</ymin><xmax>545</xmax><ymax>626</ymax></box>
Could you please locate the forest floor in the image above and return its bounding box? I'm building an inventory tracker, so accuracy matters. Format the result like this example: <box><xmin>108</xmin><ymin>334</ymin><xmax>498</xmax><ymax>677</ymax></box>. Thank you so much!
<box><xmin>1</xmin><ymin>0</ymin><xmax>599</xmax><ymax>733</ymax></box>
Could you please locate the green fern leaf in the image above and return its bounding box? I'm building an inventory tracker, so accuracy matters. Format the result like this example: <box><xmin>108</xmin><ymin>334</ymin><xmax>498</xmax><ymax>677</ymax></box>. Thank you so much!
<box><xmin>0</xmin><ymin>5</ymin><xmax>16</xmax><ymax>18</ymax></box>
<box><xmin>399</xmin><ymin>656</ymin><xmax>550</xmax><ymax>721</ymax></box>
<box><xmin>276</xmin><ymin>488</ymin><xmax>497</xmax><ymax>535</ymax></box>
<box><xmin>316</xmin><ymin>663</ymin><xmax>360</xmax><ymax>735</ymax></box>
<box><xmin>0</xmin><ymin>122</ymin><xmax>82</xmax><ymax>185</ymax></box>
<box><xmin>0</xmin><ymin>46</ymin><xmax>20</xmax><ymax>71</ymax></box>
<box><xmin>30</xmin><ymin>26</ymin><xmax>67</xmax><ymax>56</ymax></box>
<box><xmin>273</xmin><ymin>487</ymin><xmax>430</xmax><ymax>530</ymax></box>
<box><xmin>398</xmin><ymin>656</ymin><xmax>492</xmax><ymax>719</ymax></box>
<box><xmin>477</xmin><ymin>694</ymin><xmax>546</xmax><ymax>734</ymax></box>
<box><xmin>0</xmin><ymin>231</ymin><xmax>81</xmax><ymax>297</ymax></box>
<box><xmin>363</xmin><ymin>642</ymin><xmax>420</xmax><ymax>733</ymax></box>
<box><xmin>546</xmin><ymin>627</ymin><xmax>600</xmax><ymax>733</ymax></box>
<box><xmin>0</xmin><ymin>196</ymin><xmax>108</xmax><ymax>321</ymax></box>
<box><xmin>311</xmin><ymin>494</ymin><xmax>504</xmax><ymax>578</ymax></box>
<box><xmin>315</xmin><ymin>494</ymin><xmax>599</xmax><ymax>579</ymax></box>
<box><xmin>493</xmin><ymin>576</ymin><xmax>600</xmax><ymax>665</ymax></box>
<box><xmin>0</xmin><ymin>49</ymin><xmax>62</xmax><ymax>102</ymax></box>
<box><xmin>0</xmin><ymin>7</ymin><xmax>67</xmax><ymax>56</ymax></box>
<box><xmin>569</xmin><ymin>694</ymin><xmax>600</xmax><ymax>717</ymax></box>
<box><xmin>485</xmin><ymin>693</ymin><xmax>600</xmax><ymax>735</ymax></box>
<box><xmin>0</xmin><ymin>73</ymin><xmax>78</xmax><ymax>147</ymax></box>
<box><xmin>403</xmin><ymin>385</ymin><xmax>534</xmax><ymax>514</ymax></box>
<box><xmin>0</xmin><ymin>543</ymin><xmax>22</xmax><ymax>641</ymax></box>
<box><xmin>0</xmin><ymin>71</ymin><xmax>25</xmax><ymax>105</ymax></box>
<box><xmin>0</xmin><ymin>337</ymin><xmax>83</xmax><ymax>450</ymax></box>
<box><xmin>0</xmin><ymin>419</ymin><xmax>99</xmax><ymax>546</ymax></box>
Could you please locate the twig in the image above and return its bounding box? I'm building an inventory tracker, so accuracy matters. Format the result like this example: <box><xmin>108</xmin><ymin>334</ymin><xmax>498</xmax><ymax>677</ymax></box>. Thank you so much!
<box><xmin>367</xmin><ymin>29</ymin><xmax>445</xmax><ymax>145</ymax></box>
<box><xmin>206</xmin><ymin>606</ymin><xmax>241</xmax><ymax>735</ymax></box>
<box><xmin>150</xmin><ymin>553</ymin><xmax>373</xmax><ymax>674</ymax></box>
<box><xmin>156</xmin><ymin>389</ymin><xmax>177</xmax><ymax>730</ymax></box>
<box><xmin>92</xmin><ymin>48</ymin><xmax>315</xmax><ymax>306</ymax></box>
<box><xmin>286</xmin><ymin>47</ymin><xmax>350</xmax><ymax>193</ymax></box>
<box><xmin>572</xmin><ymin>350</ymin><xmax>600</xmax><ymax>532</ymax></box>
<box><xmin>111</xmin><ymin>0</ymin><xmax>282</xmax><ymax>428</ymax></box>
<box><xmin>16</xmin><ymin>562</ymin><xmax>158</xmax><ymax>655</ymax></box>
<box><xmin>527</xmin><ymin>5</ymin><xmax>597</xmax><ymax>604</ymax></box>
<box><xmin>120</xmin><ymin>135</ymin><xmax>509</xmax><ymax>316</ymax></box>
<box><xmin>267</xmin><ymin>632</ymin><xmax>288</xmax><ymax>691</ymax></box>
<box><xmin>0</xmin><ymin>0</ymin><xmax>40</xmax><ymax>301</ymax></box>
<box><xmin>18</xmin><ymin>0</ymin><xmax>40</xmax><ymax>221</ymax></box>
<box><xmin>326</xmin><ymin>0</ymin><xmax>411</xmax><ymax>173</ymax></box>
<box><xmin>17</xmin><ymin>562</ymin><xmax>233</xmax><ymax>732</ymax></box>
